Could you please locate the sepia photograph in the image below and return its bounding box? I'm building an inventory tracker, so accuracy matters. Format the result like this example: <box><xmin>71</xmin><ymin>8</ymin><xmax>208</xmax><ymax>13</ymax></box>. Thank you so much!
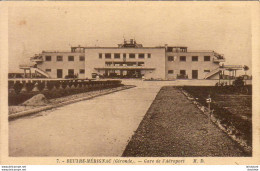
<box><xmin>1</xmin><ymin>1</ymin><xmax>260</xmax><ymax>166</ymax></box>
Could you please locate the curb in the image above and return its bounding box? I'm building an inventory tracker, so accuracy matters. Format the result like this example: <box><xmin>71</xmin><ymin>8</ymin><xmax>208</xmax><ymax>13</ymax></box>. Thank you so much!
<box><xmin>9</xmin><ymin>85</ymin><xmax>135</xmax><ymax>121</ymax></box>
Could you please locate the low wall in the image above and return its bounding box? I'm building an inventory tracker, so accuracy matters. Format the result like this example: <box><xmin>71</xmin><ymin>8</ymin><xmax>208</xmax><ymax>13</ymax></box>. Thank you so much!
<box><xmin>8</xmin><ymin>79</ymin><xmax>122</xmax><ymax>105</ymax></box>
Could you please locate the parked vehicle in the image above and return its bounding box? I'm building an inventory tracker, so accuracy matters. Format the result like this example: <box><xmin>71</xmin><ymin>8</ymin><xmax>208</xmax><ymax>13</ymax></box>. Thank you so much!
<box><xmin>65</xmin><ymin>74</ymin><xmax>78</xmax><ymax>79</ymax></box>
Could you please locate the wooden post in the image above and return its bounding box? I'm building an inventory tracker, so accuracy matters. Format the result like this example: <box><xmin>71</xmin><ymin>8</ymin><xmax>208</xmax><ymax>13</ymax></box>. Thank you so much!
<box><xmin>229</xmin><ymin>70</ymin><xmax>231</xmax><ymax>85</ymax></box>
<box><xmin>24</xmin><ymin>69</ymin><xmax>26</xmax><ymax>78</ymax></box>
<box><xmin>29</xmin><ymin>69</ymin><xmax>32</xmax><ymax>78</ymax></box>
<box><xmin>218</xmin><ymin>71</ymin><xmax>220</xmax><ymax>84</ymax></box>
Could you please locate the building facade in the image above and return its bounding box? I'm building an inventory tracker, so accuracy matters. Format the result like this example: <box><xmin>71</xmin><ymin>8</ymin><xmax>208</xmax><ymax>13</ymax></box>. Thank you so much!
<box><xmin>29</xmin><ymin>39</ymin><xmax>225</xmax><ymax>80</ymax></box>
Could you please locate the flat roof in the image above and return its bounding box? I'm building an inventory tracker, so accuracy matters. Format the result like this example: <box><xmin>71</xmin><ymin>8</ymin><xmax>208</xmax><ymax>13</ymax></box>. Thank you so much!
<box><xmin>41</xmin><ymin>51</ymin><xmax>83</xmax><ymax>53</ymax></box>
<box><xmin>84</xmin><ymin>47</ymin><xmax>165</xmax><ymax>49</ymax></box>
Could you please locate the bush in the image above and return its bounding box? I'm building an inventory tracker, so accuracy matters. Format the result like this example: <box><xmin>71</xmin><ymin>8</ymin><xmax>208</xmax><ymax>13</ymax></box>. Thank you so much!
<box><xmin>25</xmin><ymin>82</ymin><xmax>35</xmax><ymax>92</ymax></box>
<box><xmin>46</xmin><ymin>82</ymin><xmax>55</xmax><ymax>91</ymax></box>
<box><xmin>37</xmin><ymin>82</ymin><xmax>45</xmax><ymax>91</ymax></box>
<box><xmin>233</xmin><ymin>77</ymin><xmax>245</xmax><ymax>87</ymax></box>
<box><xmin>13</xmin><ymin>82</ymin><xmax>23</xmax><ymax>94</ymax></box>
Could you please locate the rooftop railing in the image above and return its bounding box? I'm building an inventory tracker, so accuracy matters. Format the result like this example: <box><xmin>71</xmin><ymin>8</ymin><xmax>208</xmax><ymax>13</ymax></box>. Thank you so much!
<box><xmin>213</xmin><ymin>58</ymin><xmax>225</xmax><ymax>63</ymax></box>
<box><xmin>220</xmin><ymin>65</ymin><xmax>243</xmax><ymax>69</ymax></box>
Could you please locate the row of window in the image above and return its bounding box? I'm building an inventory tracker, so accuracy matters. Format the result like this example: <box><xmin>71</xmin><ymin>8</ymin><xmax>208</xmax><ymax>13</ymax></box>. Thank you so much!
<box><xmin>105</xmin><ymin>62</ymin><xmax>145</xmax><ymax>66</ymax></box>
<box><xmin>168</xmin><ymin>56</ymin><xmax>211</xmax><ymax>62</ymax></box>
<box><xmin>45</xmin><ymin>69</ymin><xmax>85</xmax><ymax>74</ymax></box>
<box><xmin>45</xmin><ymin>56</ymin><xmax>85</xmax><ymax>62</ymax></box>
<box><xmin>167</xmin><ymin>69</ymin><xmax>210</xmax><ymax>74</ymax></box>
<box><xmin>99</xmin><ymin>53</ymin><xmax>151</xmax><ymax>59</ymax></box>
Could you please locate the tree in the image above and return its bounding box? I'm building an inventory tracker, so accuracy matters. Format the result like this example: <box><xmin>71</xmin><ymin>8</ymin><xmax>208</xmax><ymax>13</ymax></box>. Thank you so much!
<box><xmin>243</xmin><ymin>65</ymin><xmax>249</xmax><ymax>75</ymax></box>
<box><xmin>243</xmin><ymin>65</ymin><xmax>249</xmax><ymax>85</ymax></box>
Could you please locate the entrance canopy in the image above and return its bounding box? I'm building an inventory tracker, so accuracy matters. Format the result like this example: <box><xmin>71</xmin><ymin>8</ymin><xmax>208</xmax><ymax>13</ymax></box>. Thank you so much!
<box><xmin>94</xmin><ymin>66</ymin><xmax>155</xmax><ymax>70</ymax></box>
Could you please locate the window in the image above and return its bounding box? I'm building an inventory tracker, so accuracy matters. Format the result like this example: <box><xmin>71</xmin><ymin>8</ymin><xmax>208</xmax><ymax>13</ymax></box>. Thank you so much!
<box><xmin>138</xmin><ymin>53</ymin><xmax>145</xmax><ymax>59</ymax></box>
<box><xmin>148</xmin><ymin>53</ymin><xmax>151</xmax><ymax>58</ymax></box>
<box><xmin>79</xmin><ymin>69</ymin><xmax>85</xmax><ymax>74</ymax></box>
<box><xmin>192</xmin><ymin>56</ymin><xmax>198</xmax><ymax>61</ymax></box>
<box><xmin>114</xmin><ymin>53</ymin><xmax>120</xmax><ymax>59</ymax></box>
<box><xmin>168</xmin><ymin>70</ymin><xmax>174</xmax><ymax>74</ymax></box>
<box><xmin>192</xmin><ymin>70</ymin><xmax>198</xmax><ymax>79</ymax></box>
<box><xmin>204</xmin><ymin>56</ymin><xmax>211</xmax><ymax>61</ymax></box>
<box><xmin>57</xmin><ymin>69</ymin><xmax>63</xmax><ymax>78</ymax></box>
<box><xmin>180</xmin><ymin>70</ymin><xmax>186</xmax><ymax>75</ymax></box>
<box><xmin>45</xmin><ymin>56</ymin><xmax>51</xmax><ymax>61</ymax></box>
<box><xmin>105</xmin><ymin>53</ymin><xmax>111</xmax><ymax>59</ymax></box>
<box><xmin>79</xmin><ymin>56</ymin><xmax>85</xmax><ymax>61</ymax></box>
<box><xmin>138</xmin><ymin>62</ymin><xmax>144</xmax><ymax>66</ymax></box>
<box><xmin>68</xmin><ymin>56</ymin><xmax>74</xmax><ymax>61</ymax></box>
<box><xmin>114</xmin><ymin>62</ymin><xmax>122</xmax><ymax>66</ymax></box>
<box><xmin>123</xmin><ymin>54</ymin><xmax>126</xmax><ymax>58</ymax></box>
<box><xmin>129</xmin><ymin>53</ymin><xmax>135</xmax><ymax>59</ymax></box>
<box><xmin>180</xmin><ymin>56</ymin><xmax>186</xmax><ymax>62</ymax></box>
<box><xmin>126</xmin><ymin>62</ymin><xmax>136</xmax><ymax>66</ymax></box>
<box><xmin>68</xmin><ymin>69</ymin><xmax>74</xmax><ymax>75</ymax></box>
<box><xmin>99</xmin><ymin>53</ymin><xmax>102</xmax><ymax>59</ymax></box>
<box><xmin>204</xmin><ymin>70</ymin><xmax>210</xmax><ymax>72</ymax></box>
<box><xmin>168</xmin><ymin>56</ymin><xmax>174</xmax><ymax>61</ymax></box>
<box><xmin>45</xmin><ymin>69</ymin><xmax>51</xmax><ymax>72</ymax></box>
<box><xmin>57</xmin><ymin>56</ymin><xmax>63</xmax><ymax>61</ymax></box>
<box><xmin>166</xmin><ymin>47</ymin><xmax>173</xmax><ymax>52</ymax></box>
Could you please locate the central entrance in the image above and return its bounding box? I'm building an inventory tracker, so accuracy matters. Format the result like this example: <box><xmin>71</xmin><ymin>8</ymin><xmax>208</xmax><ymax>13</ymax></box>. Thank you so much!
<box><xmin>94</xmin><ymin>66</ymin><xmax>155</xmax><ymax>79</ymax></box>
<box><xmin>104</xmin><ymin>69</ymin><xmax>142</xmax><ymax>78</ymax></box>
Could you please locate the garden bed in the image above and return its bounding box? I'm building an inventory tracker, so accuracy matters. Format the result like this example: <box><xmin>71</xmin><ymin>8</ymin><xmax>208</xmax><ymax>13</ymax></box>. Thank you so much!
<box><xmin>9</xmin><ymin>84</ymin><xmax>122</xmax><ymax>106</ymax></box>
<box><xmin>9</xmin><ymin>85</ymin><xmax>135</xmax><ymax>115</ymax></box>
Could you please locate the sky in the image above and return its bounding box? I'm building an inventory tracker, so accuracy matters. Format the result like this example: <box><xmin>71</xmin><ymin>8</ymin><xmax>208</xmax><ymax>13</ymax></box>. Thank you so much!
<box><xmin>8</xmin><ymin>2</ymin><xmax>252</xmax><ymax>75</ymax></box>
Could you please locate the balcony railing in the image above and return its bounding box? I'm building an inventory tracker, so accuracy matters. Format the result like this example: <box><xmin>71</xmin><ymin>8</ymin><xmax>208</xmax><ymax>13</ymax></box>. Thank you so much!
<box><xmin>19</xmin><ymin>64</ymin><xmax>34</xmax><ymax>69</ymax></box>
<box><xmin>213</xmin><ymin>52</ymin><xmax>224</xmax><ymax>58</ymax></box>
<box><xmin>220</xmin><ymin>65</ymin><xmax>243</xmax><ymax>70</ymax></box>
<box><xmin>213</xmin><ymin>58</ymin><xmax>225</xmax><ymax>63</ymax></box>
<box><xmin>30</xmin><ymin>56</ymin><xmax>43</xmax><ymax>62</ymax></box>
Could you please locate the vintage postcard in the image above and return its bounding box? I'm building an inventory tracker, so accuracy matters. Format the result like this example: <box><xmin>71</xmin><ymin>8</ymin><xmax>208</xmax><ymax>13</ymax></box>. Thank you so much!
<box><xmin>0</xmin><ymin>1</ymin><xmax>259</xmax><ymax>166</ymax></box>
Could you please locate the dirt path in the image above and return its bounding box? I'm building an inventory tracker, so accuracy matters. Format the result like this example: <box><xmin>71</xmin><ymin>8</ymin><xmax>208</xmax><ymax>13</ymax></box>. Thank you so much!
<box><xmin>122</xmin><ymin>86</ymin><xmax>247</xmax><ymax>157</ymax></box>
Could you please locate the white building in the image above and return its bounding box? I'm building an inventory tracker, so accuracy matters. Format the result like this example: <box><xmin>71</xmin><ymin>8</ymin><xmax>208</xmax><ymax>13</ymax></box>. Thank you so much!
<box><xmin>29</xmin><ymin>39</ymin><xmax>231</xmax><ymax>80</ymax></box>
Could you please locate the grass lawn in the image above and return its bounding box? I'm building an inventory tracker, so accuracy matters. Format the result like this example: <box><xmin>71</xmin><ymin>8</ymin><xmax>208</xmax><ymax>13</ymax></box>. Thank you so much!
<box><xmin>123</xmin><ymin>86</ymin><xmax>247</xmax><ymax>157</ymax></box>
<box><xmin>181</xmin><ymin>86</ymin><xmax>252</xmax><ymax>149</ymax></box>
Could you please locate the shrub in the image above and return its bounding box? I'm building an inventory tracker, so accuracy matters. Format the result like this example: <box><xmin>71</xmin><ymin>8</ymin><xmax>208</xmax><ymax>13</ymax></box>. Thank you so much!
<box><xmin>47</xmin><ymin>82</ymin><xmax>55</xmax><ymax>91</ymax></box>
<box><xmin>25</xmin><ymin>82</ymin><xmax>35</xmax><ymax>92</ymax></box>
<box><xmin>37</xmin><ymin>82</ymin><xmax>45</xmax><ymax>91</ymax></box>
<box><xmin>13</xmin><ymin>82</ymin><xmax>23</xmax><ymax>94</ymax></box>
<box><xmin>233</xmin><ymin>77</ymin><xmax>244</xmax><ymax>87</ymax></box>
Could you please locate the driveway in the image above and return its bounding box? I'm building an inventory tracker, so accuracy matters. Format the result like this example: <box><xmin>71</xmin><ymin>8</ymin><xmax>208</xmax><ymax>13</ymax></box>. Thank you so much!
<box><xmin>9</xmin><ymin>83</ymin><xmax>161</xmax><ymax>156</ymax></box>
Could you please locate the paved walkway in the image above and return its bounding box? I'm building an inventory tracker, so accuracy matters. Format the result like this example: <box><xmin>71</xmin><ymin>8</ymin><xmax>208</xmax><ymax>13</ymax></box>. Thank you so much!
<box><xmin>9</xmin><ymin>84</ymin><xmax>161</xmax><ymax>156</ymax></box>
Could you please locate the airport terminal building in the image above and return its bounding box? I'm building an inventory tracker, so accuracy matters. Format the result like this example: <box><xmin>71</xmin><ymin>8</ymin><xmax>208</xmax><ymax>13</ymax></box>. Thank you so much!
<box><xmin>29</xmin><ymin>39</ymin><xmax>226</xmax><ymax>80</ymax></box>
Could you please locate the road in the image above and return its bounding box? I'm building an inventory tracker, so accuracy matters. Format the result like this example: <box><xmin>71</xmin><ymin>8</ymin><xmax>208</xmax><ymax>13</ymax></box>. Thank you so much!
<box><xmin>9</xmin><ymin>82</ymin><xmax>161</xmax><ymax>156</ymax></box>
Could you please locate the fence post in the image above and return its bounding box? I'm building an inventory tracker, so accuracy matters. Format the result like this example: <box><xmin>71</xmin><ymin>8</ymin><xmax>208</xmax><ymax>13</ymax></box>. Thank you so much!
<box><xmin>206</xmin><ymin>94</ymin><xmax>211</xmax><ymax>123</ymax></box>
